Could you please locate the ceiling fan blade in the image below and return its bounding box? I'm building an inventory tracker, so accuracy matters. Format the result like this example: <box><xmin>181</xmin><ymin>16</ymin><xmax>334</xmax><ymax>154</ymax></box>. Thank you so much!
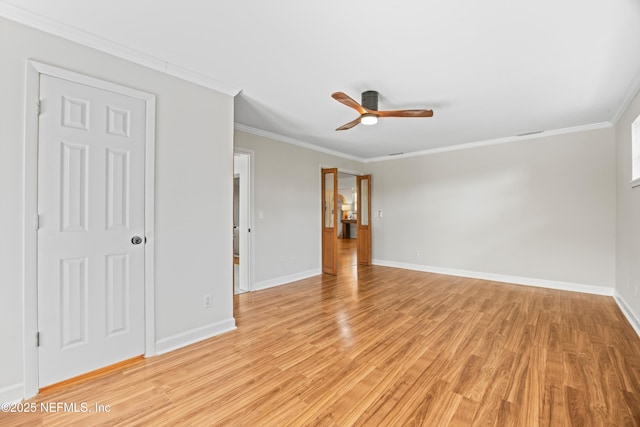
<box><xmin>332</xmin><ymin>92</ymin><xmax>367</xmax><ymax>114</ymax></box>
<box><xmin>376</xmin><ymin>109</ymin><xmax>434</xmax><ymax>118</ymax></box>
<box><xmin>336</xmin><ymin>117</ymin><xmax>361</xmax><ymax>131</ymax></box>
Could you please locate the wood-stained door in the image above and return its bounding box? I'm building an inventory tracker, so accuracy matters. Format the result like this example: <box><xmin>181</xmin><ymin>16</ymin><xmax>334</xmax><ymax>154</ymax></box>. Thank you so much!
<box><xmin>321</xmin><ymin>168</ymin><xmax>338</xmax><ymax>274</ymax></box>
<box><xmin>357</xmin><ymin>175</ymin><xmax>372</xmax><ymax>265</ymax></box>
<box><xmin>37</xmin><ymin>74</ymin><xmax>146</xmax><ymax>387</ymax></box>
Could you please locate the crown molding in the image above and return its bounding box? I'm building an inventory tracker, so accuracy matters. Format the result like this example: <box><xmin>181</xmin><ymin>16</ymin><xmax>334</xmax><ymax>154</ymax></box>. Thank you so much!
<box><xmin>364</xmin><ymin>122</ymin><xmax>613</xmax><ymax>163</ymax></box>
<box><xmin>236</xmin><ymin>121</ymin><xmax>613</xmax><ymax>165</ymax></box>
<box><xmin>611</xmin><ymin>70</ymin><xmax>640</xmax><ymax>125</ymax></box>
<box><xmin>3</xmin><ymin>3</ymin><xmax>619</xmax><ymax>160</ymax></box>
<box><xmin>0</xmin><ymin>2</ymin><xmax>241</xmax><ymax>97</ymax></box>
<box><xmin>234</xmin><ymin>123</ymin><xmax>365</xmax><ymax>163</ymax></box>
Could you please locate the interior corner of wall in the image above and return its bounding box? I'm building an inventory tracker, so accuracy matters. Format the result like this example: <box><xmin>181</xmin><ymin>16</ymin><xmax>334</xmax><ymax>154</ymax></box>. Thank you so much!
<box><xmin>614</xmin><ymin>292</ymin><xmax>640</xmax><ymax>339</ymax></box>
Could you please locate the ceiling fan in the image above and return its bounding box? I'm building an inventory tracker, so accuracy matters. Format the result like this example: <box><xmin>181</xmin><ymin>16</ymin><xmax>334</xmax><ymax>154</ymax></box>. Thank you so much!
<box><xmin>331</xmin><ymin>90</ymin><xmax>434</xmax><ymax>131</ymax></box>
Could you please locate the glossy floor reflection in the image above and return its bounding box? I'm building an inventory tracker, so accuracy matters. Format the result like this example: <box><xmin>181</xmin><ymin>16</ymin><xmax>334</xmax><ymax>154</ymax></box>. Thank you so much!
<box><xmin>10</xmin><ymin>239</ymin><xmax>640</xmax><ymax>426</ymax></box>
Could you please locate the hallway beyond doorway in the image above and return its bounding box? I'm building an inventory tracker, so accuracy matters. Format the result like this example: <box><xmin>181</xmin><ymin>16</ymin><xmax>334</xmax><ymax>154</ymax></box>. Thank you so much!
<box><xmin>338</xmin><ymin>238</ymin><xmax>357</xmax><ymax>275</ymax></box>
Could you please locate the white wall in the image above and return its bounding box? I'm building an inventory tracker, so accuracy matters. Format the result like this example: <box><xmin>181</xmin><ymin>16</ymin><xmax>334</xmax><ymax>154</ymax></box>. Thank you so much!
<box><xmin>365</xmin><ymin>127</ymin><xmax>617</xmax><ymax>291</ymax></box>
<box><xmin>0</xmin><ymin>18</ymin><xmax>234</xmax><ymax>401</ymax></box>
<box><xmin>1</xmin><ymin>11</ymin><xmax>635</xmax><ymax>405</ymax></box>
<box><xmin>615</xmin><ymin>89</ymin><xmax>640</xmax><ymax>331</ymax></box>
<box><xmin>234</xmin><ymin>130</ymin><xmax>363</xmax><ymax>289</ymax></box>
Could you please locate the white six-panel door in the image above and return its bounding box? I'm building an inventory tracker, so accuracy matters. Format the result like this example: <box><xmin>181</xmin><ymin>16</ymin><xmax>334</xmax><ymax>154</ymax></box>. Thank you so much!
<box><xmin>37</xmin><ymin>74</ymin><xmax>146</xmax><ymax>387</ymax></box>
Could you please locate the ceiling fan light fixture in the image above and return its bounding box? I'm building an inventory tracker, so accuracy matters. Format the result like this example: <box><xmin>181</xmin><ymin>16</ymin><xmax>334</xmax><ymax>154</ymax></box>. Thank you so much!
<box><xmin>331</xmin><ymin>91</ymin><xmax>433</xmax><ymax>131</ymax></box>
<box><xmin>361</xmin><ymin>113</ymin><xmax>378</xmax><ymax>126</ymax></box>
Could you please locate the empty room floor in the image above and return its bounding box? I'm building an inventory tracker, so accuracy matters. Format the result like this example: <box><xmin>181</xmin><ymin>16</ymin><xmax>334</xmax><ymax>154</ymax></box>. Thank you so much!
<box><xmin>4</xmin><ymin>242</ymin><xmax>640</xmax><ymax>426</ymax></box>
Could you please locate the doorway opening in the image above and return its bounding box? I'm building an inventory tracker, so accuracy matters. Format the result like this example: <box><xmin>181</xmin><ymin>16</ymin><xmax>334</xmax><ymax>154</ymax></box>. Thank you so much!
<box><xmin>234</xmin><ymin>150</ymin><xmax>252</xmax><ymax>294</ymax></box>
<box><xmin>321</xmin><ymin>168</ymin><xmax>371</xmax><ymax>276</ymax></box>
<box><xmin>337</xmin><ymin>173</ymin><xmax>359</xmax><ymax>273</ymax></box>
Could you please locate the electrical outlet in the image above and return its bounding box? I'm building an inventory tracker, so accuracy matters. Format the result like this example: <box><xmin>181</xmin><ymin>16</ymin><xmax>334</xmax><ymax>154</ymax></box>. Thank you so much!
<box><xmin>203</xmin><ymin>294</ymin><xmax>212</xmax><ymax>308</ymax></box>
<box><xmin>415</xmin><ymin>250</ymin><xmax>420</xmax><ymax>257</ymax></box>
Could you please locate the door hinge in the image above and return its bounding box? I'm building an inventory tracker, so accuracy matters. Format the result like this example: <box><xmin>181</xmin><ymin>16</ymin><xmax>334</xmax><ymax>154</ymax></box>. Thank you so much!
<box><xmin>36</xmin><ymin>332</ymin><xmax>40</xmax><ymax>347</ymax></box>
<box><xmin>33</xmin><ymin>214</ymin><xmax>40</xmax><ymax>230</ymax></box>
<box><xmin>37</xmin><ymin>100</ymin><xmax>42</xmax><ymax>116</ymax></box>
<box><xmin>248</xmin><ymin>228</ymin><xmax>251</xmax><ymax>233</ymax></box>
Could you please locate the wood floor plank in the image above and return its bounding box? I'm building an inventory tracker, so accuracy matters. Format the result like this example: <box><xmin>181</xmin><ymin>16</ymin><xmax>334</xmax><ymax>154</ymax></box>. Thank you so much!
<box><xmin>4</xmin><ymin>238</ymin><xmax>640</xmax><ymax>426</ymax></box>
<box><xmin>449</xmin><ymin>396</ymin><xmax>479</xmax><ymax>426</ymax></box>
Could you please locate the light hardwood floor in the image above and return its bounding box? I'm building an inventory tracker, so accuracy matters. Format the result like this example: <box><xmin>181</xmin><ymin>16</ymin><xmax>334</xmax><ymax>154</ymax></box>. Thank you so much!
<box><xmin>4</xmin><ymin>239</ymin><xmax>640</xmax><ymax>426</ymax></box>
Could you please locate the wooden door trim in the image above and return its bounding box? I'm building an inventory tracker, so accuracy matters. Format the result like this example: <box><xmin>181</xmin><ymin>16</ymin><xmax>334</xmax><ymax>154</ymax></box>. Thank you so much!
<box><xmin>23</xmin><ymin>61</ymin><xmax>156</xmax><ymax>398</ymax></box>
<box><xmin>321</xmin><ymin>168</ymin><xmax>338</xmax><ymax>275</ymax></box>
<box><xmin>357</xmin><ymin>175</ymin><xmax>372</xmax><ymax>266</ymax></box>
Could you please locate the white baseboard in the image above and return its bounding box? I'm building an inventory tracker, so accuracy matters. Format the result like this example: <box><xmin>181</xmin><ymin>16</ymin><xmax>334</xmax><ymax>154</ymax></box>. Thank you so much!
<box><xmin>614</xmin><ymin>292</ymin><xmax>640</xmax><ymax>338</ymax></box>
<box><xmin>155</xmin><ymin>318</ymin><xmax>236</xmax><ymax>355</ymax></box>
<box><xmin>0</xmin><ymin>383</ymin><xmax>24</xmax><ymax>404</ymax></box>
<box><xmin>372</xmin><ymin>259</ymin><xmax>615</xmax><ymax>296</ymax></box>
<box><xmin>371</xmin><ymin>260</ymin><xmax>640</xmax><ymax>338</ymax></box>
<box><xmin>253</xmin><ymin>268</ymin><xmax>321</xmax><ymax>291</ymax></box>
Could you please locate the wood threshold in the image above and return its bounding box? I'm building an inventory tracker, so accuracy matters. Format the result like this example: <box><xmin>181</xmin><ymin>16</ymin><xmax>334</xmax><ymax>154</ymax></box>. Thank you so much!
<box><xmin>38</xmin><ymin>355</ymin><xmax>144</xmax><ymax>394</ymax></box>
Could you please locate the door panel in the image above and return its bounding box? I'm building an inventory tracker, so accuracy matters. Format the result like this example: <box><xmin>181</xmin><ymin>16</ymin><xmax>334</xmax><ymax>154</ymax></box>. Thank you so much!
<box><xmin>321</xmin><ymin>168</ymin><xmax>338</xmax><ymax>274</ymax></box>
<box><xmin>105</xmin><ymin>253</ymin><xmax>130</xmax><ymax>336</ymax></box>
<box><xmin>37</xmin><ymin>75</ymin><xmax>146</xmax><ymax>387</ymax></box>
<box><xmin>60</xmin><ymin>257</ymin><xmax>88</xmax><ymax>348</ymax></box>
<box><xmin>106</xmin><ymin>149</ymin><xmax>131</xmax><ymax>230</ymax></box>
<box><xmin>357</xmin><ymin>175</ymin><xmax>372</xmax><ymax>265</ymax></box>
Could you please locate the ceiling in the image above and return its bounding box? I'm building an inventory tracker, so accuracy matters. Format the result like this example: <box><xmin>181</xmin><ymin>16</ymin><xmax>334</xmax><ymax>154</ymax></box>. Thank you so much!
<box><xmin>3</xmin><ymin>0</ymin><xmax>640</xmax><ymax>160</ymax></box>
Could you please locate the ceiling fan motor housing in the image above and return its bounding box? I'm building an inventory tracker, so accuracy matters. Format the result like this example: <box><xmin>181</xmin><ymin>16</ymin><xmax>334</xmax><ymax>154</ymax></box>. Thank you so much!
<box><xmin>362</xmin><ymin>90</ymin><xmax>379</xmax><ymax>111</ymax></box>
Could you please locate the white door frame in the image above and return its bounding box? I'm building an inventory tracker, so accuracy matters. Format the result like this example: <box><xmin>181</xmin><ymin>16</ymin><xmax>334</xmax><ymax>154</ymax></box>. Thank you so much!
<box><xmin>233</xmin><ymin>148</ymin><xmax>254</xmax><ymax>292</ymax></box>
<box><xmin>22</xmin><ymin>60</ymin><xmax>156</xmax><ymax>398</ymax></box>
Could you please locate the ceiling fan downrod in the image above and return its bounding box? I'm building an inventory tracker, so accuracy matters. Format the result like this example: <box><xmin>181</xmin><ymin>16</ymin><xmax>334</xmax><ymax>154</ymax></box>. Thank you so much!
<box><xmin>361</xmin><ymin>90</ymin><xmax>378</xmax><ymax>111</ymax></box>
